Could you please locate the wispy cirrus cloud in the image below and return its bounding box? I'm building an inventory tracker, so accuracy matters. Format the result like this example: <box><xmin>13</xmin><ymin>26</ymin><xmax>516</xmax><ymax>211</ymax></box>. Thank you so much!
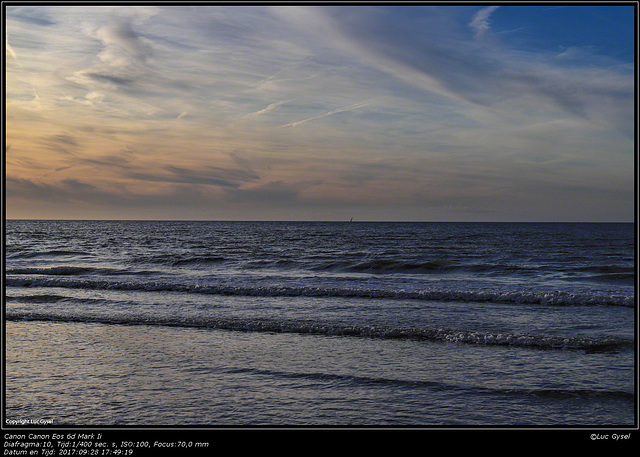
<box><xmin>242</xmin><ymin>100</ymin><xmax>288</xmax><ymax>119</ymax></box>
<box><xmin>67</xmin><ymin>14</ymin><xmax>156</xmax><ymax>103</ymax></box>
<box><xmin>5</xmin><ymin>5</ymin><xmax>634</xmax><ymax>221</ymax></box>
<box><xmin>127</xmin><ymin>164</ymin><xmax>259</xmax><ymax>189</ymax></box>
<box><xmin>38</xmin><ymin>133</ymin><xmax>80</xmax><ymax>155</ymax></box>
<box><xmin>469</xmin><ymin>6</ymin><xmax>499</xmax><ymax>39</ymax></box>
<box><xmin>6</xmin><ymin>33</ymin><xmax>18</xmax><ymax>60</ymax></box>
<box><xmin>281</xmin><ymin>100</ymin><xmax>372</xmax><ymax>128</ymax></box>
<box><xmin>301</xmin><ymin>6</ymin><xmax>633</xmax><ymax>134</ymax></box>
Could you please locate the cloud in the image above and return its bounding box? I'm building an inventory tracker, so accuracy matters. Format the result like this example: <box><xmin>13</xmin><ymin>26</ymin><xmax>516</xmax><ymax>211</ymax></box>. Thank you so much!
<box><xmin>127</xmin><ymin>164</ymin><xmax>259</xmax><ymax>189</ymax></box>
<box><xmin>6</xmin><ymin>176</ymin><xmax>98</xmax><ymax>201</ymax></box>
<box><xmin>38</xmin><ymin>133</ymin><xmax>80</xmax><ymax>155</ymax></box>
<box><xmin>6</xmin><ymin>34</ymin><xmax>18</xmax><ymax>60</ymax></box>
<box><xmin>85</xmin><ymin>72</ymin><xmax>136</xmax><ymax>86</ymax></box>
<box><xmin>469</xmin><ymin>6</ymin><xmax>499</xmax><ymax>39</ymax></box>
<box><xmin>64</xmin><ymin>14</ymin><xmax>156</xmax><ymax>106</ymax></box>
<box><xmin>80</xmin><ymin>150</ymin><xmax>134</xmax><ymax>169</ymax></box>
<box><xmin>282</xmin><ymin>100</ymin><xmax>372</xmax><ymax>127</ymax></box>
<box><xmin>242</xmin><ymin>100</ymin><xmax>288</xmax><ymax>119</ymax></box>
<box><xmin>60</xmin><ymin>178</ymin><xmax>98</xmax><ymax>192</ymax></box>
<box><xmin>302</xmin><ymin>6</ymin><xmax>633</xmax><ymax>131</ymax></box>
<box><xmin>38</xmin><ymin>165</ymin><xmax>74</xmax><ymax>179</ymax></box>
<box><xmin>6</xmin><ymin>7</ymin><xmax>55</xmax><ymax>27</ymax></box>
<box><xmin>5</xmin><ymin>6</ymin><xmax>634</xmax><ymax>221</ymax></box>
<box><xmin>6</xmin><ymin>30</ymin><xmax>45</xmax><ymax>109</ymax></box>
<box><xmin>90</xmin><ymin>16</ymin><xmax>153</xmax><ymax>70</ymax></box>
<box><xmin>225</xmin><ymin>180</ymin><xmax>306</xmax><ymax>203</ymax></box>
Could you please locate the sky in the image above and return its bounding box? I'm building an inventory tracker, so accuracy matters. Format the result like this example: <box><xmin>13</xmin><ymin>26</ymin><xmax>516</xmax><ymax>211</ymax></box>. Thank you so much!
<box><xmin>4</xmin><ymin>3</ymin><xmax>636</xmax><ymax>221</ymax></box>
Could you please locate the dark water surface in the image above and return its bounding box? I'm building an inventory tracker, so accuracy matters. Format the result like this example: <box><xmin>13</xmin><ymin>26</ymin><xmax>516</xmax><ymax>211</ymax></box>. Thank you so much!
<box><xmin>5</xmin><ymin>221</ymin><xmax>635</xmax><ymax>426</ymax></box>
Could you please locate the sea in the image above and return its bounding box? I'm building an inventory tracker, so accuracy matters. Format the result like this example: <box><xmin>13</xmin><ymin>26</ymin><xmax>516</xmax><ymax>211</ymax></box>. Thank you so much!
<box><xmin>4</xmin><ymin>220</ymin><xmax>636</xmax><ymax>428</ymax></box>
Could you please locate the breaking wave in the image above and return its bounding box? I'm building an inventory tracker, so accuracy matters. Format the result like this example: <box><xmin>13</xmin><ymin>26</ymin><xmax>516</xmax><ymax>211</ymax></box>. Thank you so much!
<box><xmin>5</xmin><ymin>276</ymin><xmax>633</xmax><ymax>307</ymax></box>
<box><xmin>6</xmin><ymin>311</ymin><xmax>632</xmax><ymax>352</ymax></box>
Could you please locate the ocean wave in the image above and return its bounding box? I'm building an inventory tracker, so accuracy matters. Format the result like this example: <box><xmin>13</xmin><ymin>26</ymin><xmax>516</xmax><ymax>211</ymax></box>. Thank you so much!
<box><xmin>7</xmin><ymin>266</ymin><xmax>98</xmax><ymax>275</ymax></box>
<box><xmin>5</xmin><ymin>293</ymin><xmax>112</xmax><ymax>305</ymax></box>
<box><xmin>6</xmin><ymin>312</ymin><xmax>632</xmax><ymax>352</ymax></box>
<box><xmin>6</xmin><ymin>266</ymin><xmax>158</xmax><ymax>276</ymax></box>
<box><xmin>573</xmin><ymin>265</ymin><xmax>635</xmax><ymax>274</ymax></box>
<box><xmin>147</xmin><ymin>255</ymin><xmax>228</xmax><ymax>266</ymax></box>
<box><xmin>343</xmin><ymin>259</ymin><xmax>452</xmax><ymax>273</ymax></box>
<box><xmin>5</xmin><ymin>276</ymin><xmax>634</xmax><ymax>307</ymax></box>
<box><xmin>310</xmin><ymin>258</ymin><xmax>539</xmax><ymax>275</ymax></box>
<box><xmin>588</xmin><ymin>273</ymin><xmax>636</xmax><ymax>285</ymax></box>
<box><xmin>124</xmin><ymin>252</ymin><xmax>586</xmax><ymax>276</ymax></box>
<box><xmin>565</xmin><ymin>265</ymin><xmax>636</xmax><ymax>285</ymax></box>
<box><xmin>6</xmin><ymin>249</ymin><xmax>92</xmax><ymax>259</ymax></box>
<box><xmin>222</xmin><ymin>366</ymin><xmax>634</xmax><ymax>400</ymax></box>
<box><xmin>518</xmin><ymin>388</ymin><xmax>634</xmax><ymax>401</ymax></box>
<box><xmin>327</xmin><ymin>258</ymin><xmax>636</xmax><ymax>278</ymax></box>
<box><xmin>4</xmin><ymin>293</ymin><xmax>69</xmax><ymax>303</ymax></box>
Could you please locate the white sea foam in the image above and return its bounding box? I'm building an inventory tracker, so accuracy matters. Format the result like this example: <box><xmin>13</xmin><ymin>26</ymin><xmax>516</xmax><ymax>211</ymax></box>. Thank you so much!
<box><xmin>6</xmin><ymin>311</ymin><xmax>632</xmax><ymax>352</ymax></box>
<box><xmin>5</xmin><ymin>275</ymin><xmax>634</xmax><ymax>307</ymax></box>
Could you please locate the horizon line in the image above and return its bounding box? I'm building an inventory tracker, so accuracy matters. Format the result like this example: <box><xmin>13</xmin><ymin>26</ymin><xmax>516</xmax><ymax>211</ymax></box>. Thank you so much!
<box><xmin>4</xmin><ymin>218</ymin><xmax>634</xmax><ymax>224</ymax></box>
